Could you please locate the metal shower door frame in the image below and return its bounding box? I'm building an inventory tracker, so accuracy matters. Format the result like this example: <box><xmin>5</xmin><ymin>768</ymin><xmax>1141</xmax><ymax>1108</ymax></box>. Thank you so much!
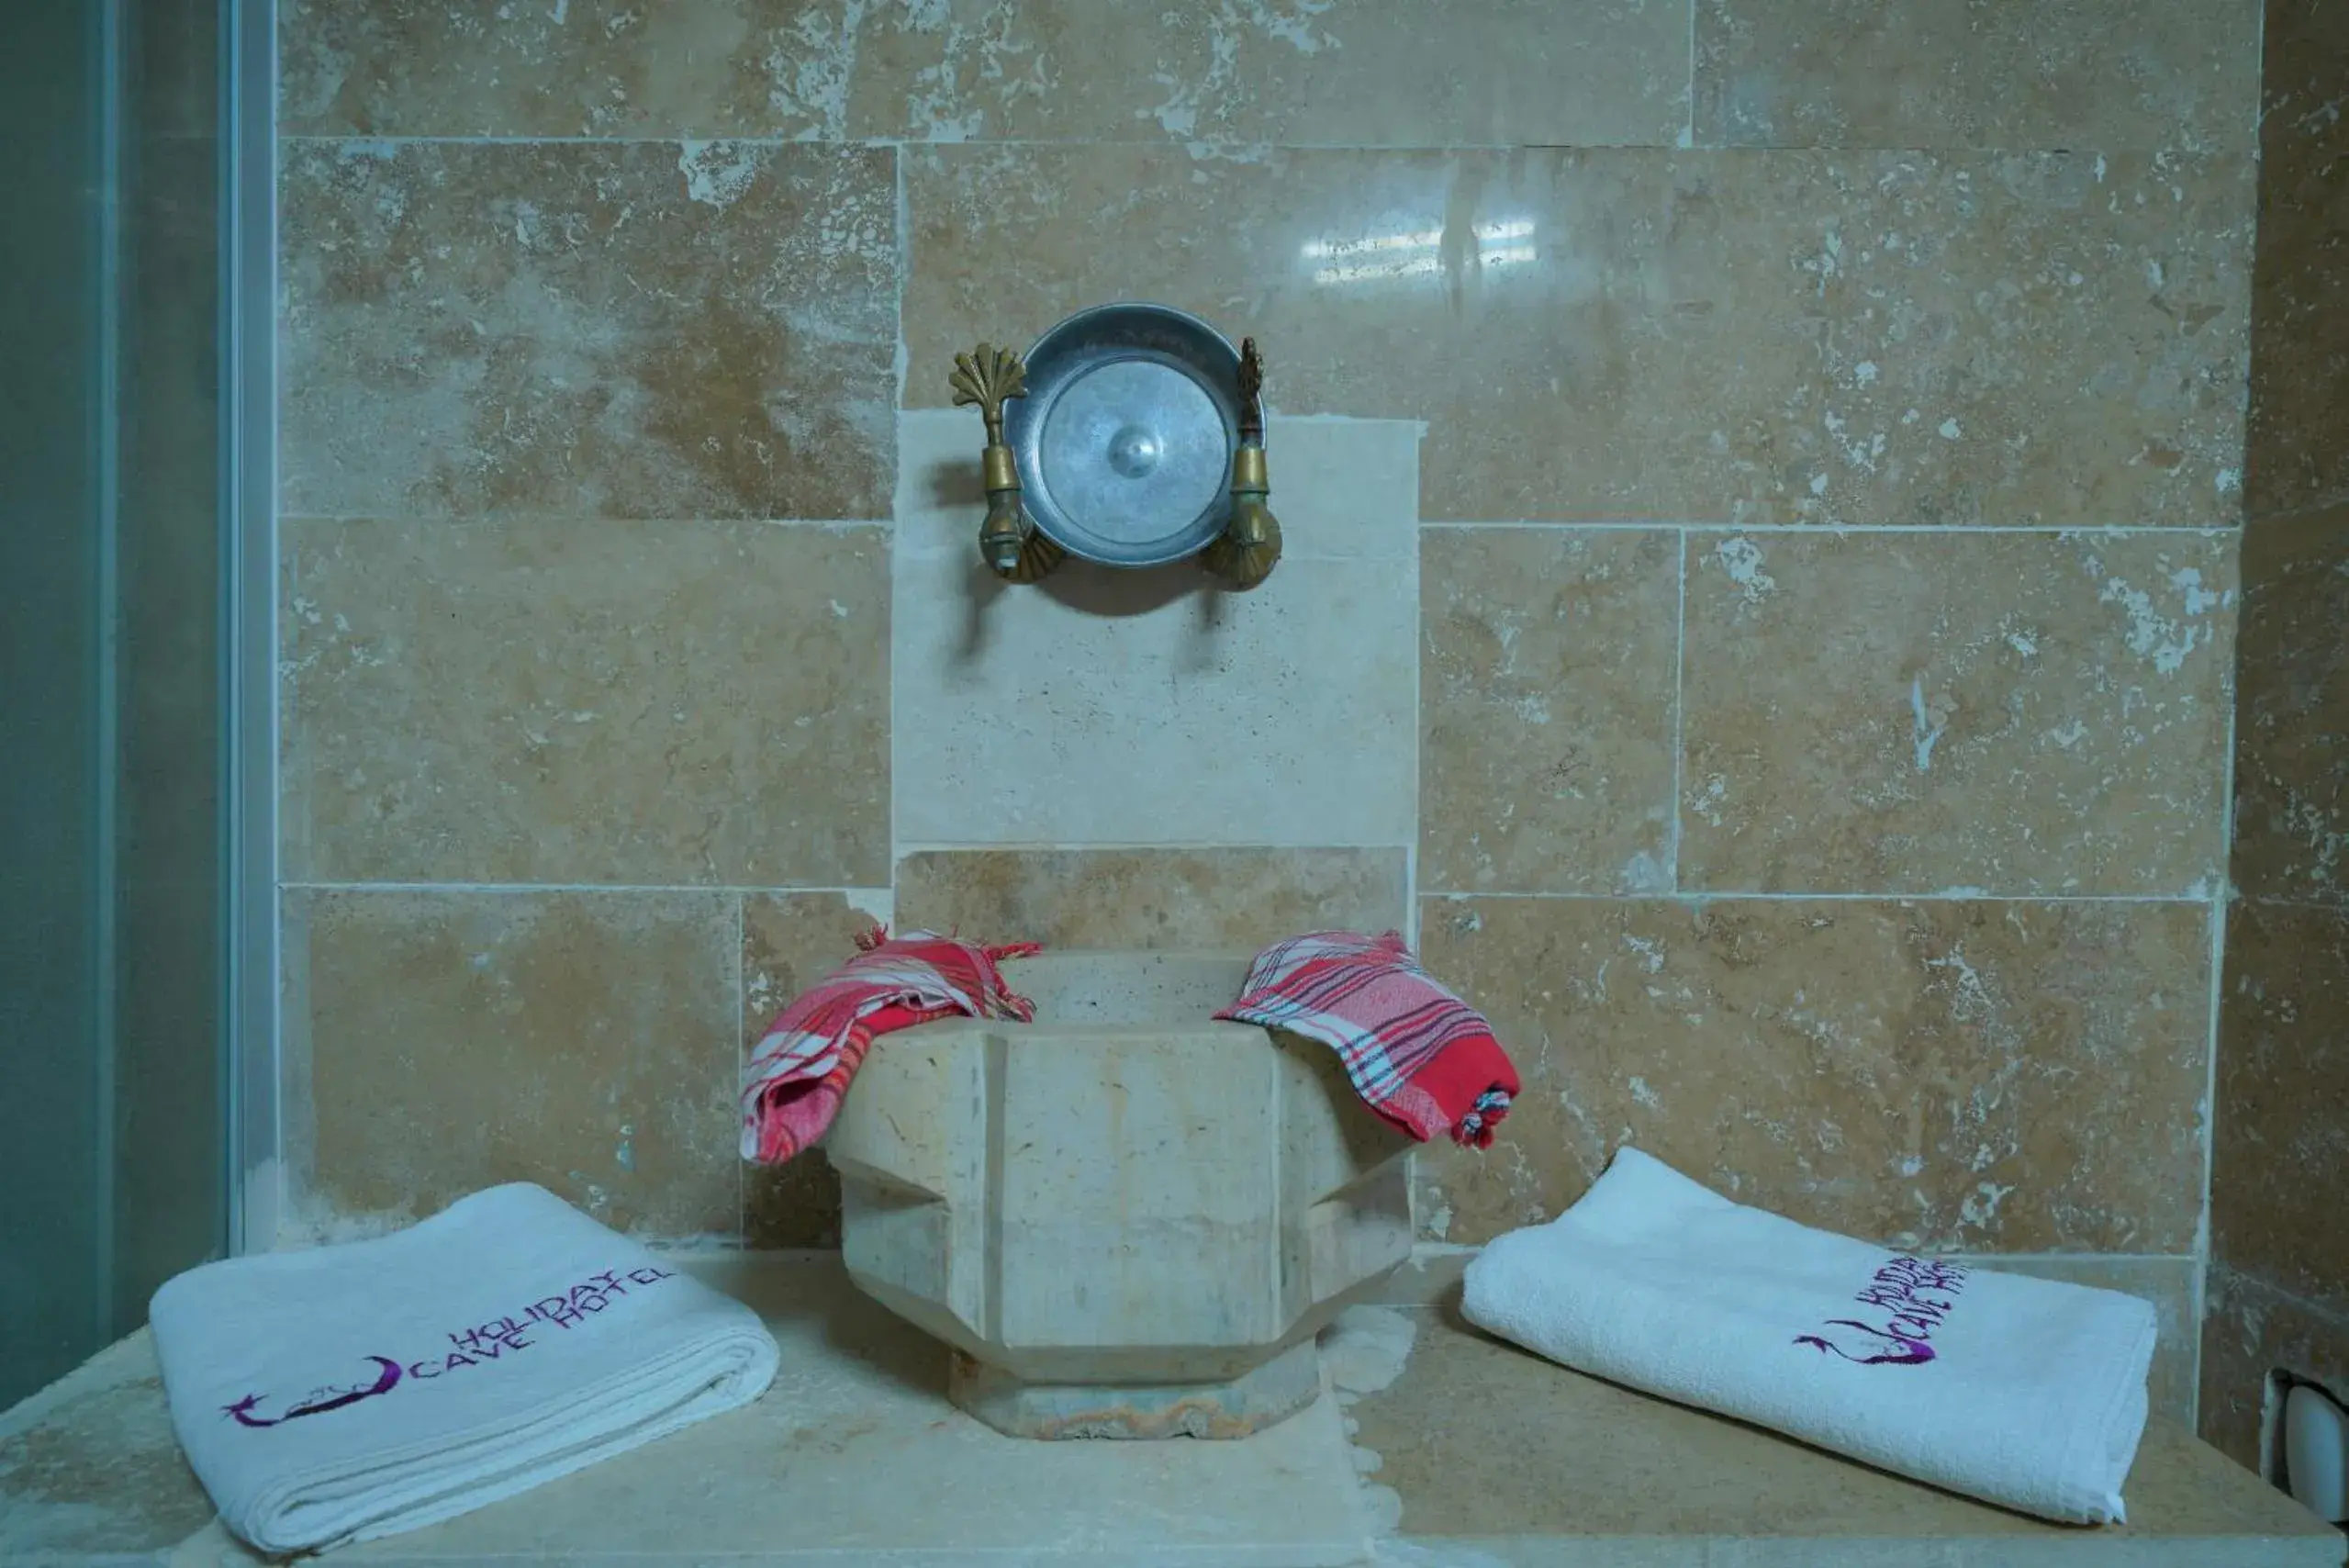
<box><xmin>224</xmin><ymin>0</ymin><xmax>277</xmax><ymax>1257</ymax></box>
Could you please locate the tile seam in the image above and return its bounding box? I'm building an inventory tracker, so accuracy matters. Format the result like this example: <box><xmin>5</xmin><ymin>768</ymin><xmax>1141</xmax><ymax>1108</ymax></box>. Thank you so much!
<box><xmin>1683</xmin><ymin>0</ymin><xmax>1698</xmax><ymax>148</ymax></box>
<box><xmin>2194</xmin><ymin>568</ymin><xmax>2247</xmax><ymax>1420</ymax></box>
<box><xmin>1412</xmin><ymin>890</ymin><xmax>2228</xmax><ymax>905</ymax></box>
<box><xmin>286</xmin><ymin>882</ymin><xmax>2222</xmax><ymax>905</ymax></box>
<box><xmin>1406</xmin><ymin>443</ymin><xmax>1425</xmax><ymax>952</ymax></box>
<box><xmin>285</xmin><ymin>880</ymin><xmax>898</xmax><ymax>896</ymax></box>
<box><xmin>1419</xmin><ymin>521</ymin><xmax>2245</xmax><ymax>537</ymax></box>
<box><xmin>2208</xmin><ymin>1264</ymin><xmax>2349</xmax><ymax>1327</ymax></box>
<box><xmin>1669</xmin><ymin>527</ymin><xmax>1688</xmax><ymax>891</ymax></box>
<box><xmin>889</xmin><ymin>844</ymin><xmax>1417</xmax><ymax>857</ymax></box>
<box><xmin>271</xmin><ymin>132</ymin><xmax>2213</xmax><ymax>156</ymax></box>
<box><xmin>889</xmin><ymin>144</ymin><xmax>909</xmax><ymax>910</ymax></box>
<box><xmin>733</xmin><ymin>891</ymin><xmax>746</xmax><ymax>1246</ymax></box>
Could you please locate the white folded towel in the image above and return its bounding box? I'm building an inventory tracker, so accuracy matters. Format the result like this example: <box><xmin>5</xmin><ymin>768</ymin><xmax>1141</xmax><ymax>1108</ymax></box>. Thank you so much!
<box><xmin>150</xmin><ymin>1183</ymin><xmax>778</xmax><ymax>1555</ymax></box>
<box><xmin>1461</xmin><ymin>1148</ymin><xmax>2155</xmax><ymax>1524</ymax></box>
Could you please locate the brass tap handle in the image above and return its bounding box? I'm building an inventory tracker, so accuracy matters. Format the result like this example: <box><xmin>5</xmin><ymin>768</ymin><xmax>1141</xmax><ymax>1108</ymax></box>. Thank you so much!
<box><xmin>949</xmin><ymin>342</ymin><xmax>1026</xmax><ymax>443</ymax></box>
<box><xmin>949</xmin><ymin>343</ymin><xmax>1063</xmax><ymax>583</ymax></box>
<box><xmin>1236</xmin><ymin>336</ymin><xmax>1266</xmax><ymax>446</ymax></box>
<box><xmin>1202</xmin><ymin>338</ymin><xmax>1281</xmax><ymax>590</ymax></box>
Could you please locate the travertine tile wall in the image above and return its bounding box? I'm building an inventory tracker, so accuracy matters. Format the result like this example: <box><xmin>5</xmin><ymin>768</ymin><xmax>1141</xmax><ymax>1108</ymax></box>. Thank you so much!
<box><xmin>2198</xmin><ymin>0</ymin><xmax>2349</xmax><ymax>1473</ymax></box>
<box><xmin>277</xmin><ymin>1</ymin><xmax>2258</xmax><ymax>1418</ymax></box>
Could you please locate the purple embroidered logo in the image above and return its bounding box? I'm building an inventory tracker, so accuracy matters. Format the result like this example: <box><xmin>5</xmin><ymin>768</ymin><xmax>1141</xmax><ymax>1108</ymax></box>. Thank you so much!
<box><xmin>1795</xmin><ymin>1255</ymin><xmax>1968</xmax><ymax>1368</ymax></box>
<box><xmin>222</xmin><ymin>1265</ymin><xmax>676</xmax><ymax>1429</ymax></box>
<box><xmin>225</xmin><ymin>1356</ymin><xmax>402</xmax><ymax>1428</ymax></box>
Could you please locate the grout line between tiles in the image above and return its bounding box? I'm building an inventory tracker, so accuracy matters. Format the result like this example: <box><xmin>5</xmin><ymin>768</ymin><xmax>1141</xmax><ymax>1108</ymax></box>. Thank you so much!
<box><xmin>280</xmin><ymin>512</ymin><xmax>891</xmax><ymax>532</ymax></box>
<box><xmin>286</xmin><ymin>879</ymin><xmax>2226</xmax><ymax>907</ymax></box>
<box><xmin>1418</xmin><ymin>521</ymin><xmax>2245</xmax><ymax>538</ymax></box>
<box><xmin>265</xmin><ymin>68</ymin><xmax>287</xmax><ymax>1256</ymax></box>
<box><xmin>274</xmin><ymin>132</ymin><xmax>2175</xmax><ymax>159</ymax></box>
<box><xmin>734</xmin><ymin>892</ymin><xmax>745</xmax><ymax>1246</ymax></box>
<box><xmin>890</xmin><ymin>843</ymin><xmax>1417</xmax><ymax>856</ymax></box>
<box><xmin>1405</xmin><ymin>442</ymin><xmax>1425</xmax><ymax>952</ymax></box>
<box><xmin>1683</xmin><ymin>0</ymin><xmax>1698</xmax><ymax>149</ymax></box>
<box><xmin>1669</xmin><ymin>528</ymin><xmax>1688</xmax><ymax>890</ymax></box>
<box><xmin>2192</xmin><ymin>618</ymin><xmax>2246</xmax><ymax>1425</ymax></box>
<box><xmin>274</xmin><ymin>133</ymin><xmax>1685</xmax><ymax>151</ymax></box>
<box><xmin>2209</xmin><ymin>1269</ymin><xmax>2349</xmax><ymax>1328</ymax></box>
<box><xmin>2231</xmin><ymin>893</ymin><xmax>2349</xmax><ymax>914</ymax></box>
<box><xmin>285</xmin><ymin>881</ymin><xmax>899</xmax><ymax>896</ymax></box>
<box><xmin>1413</xmin><ymin>889</ymin><xmax>2226</xmax><ymax>905</ymax></box>
<box><xmin>2243</xmin><ymin>491</ymin><xmax>2349</xmax><ymax>530</ymax></box>
<box><xmin>889</xmin><ymin>149</ymin><xmax>910</xmax><ymax>924</ymax></box>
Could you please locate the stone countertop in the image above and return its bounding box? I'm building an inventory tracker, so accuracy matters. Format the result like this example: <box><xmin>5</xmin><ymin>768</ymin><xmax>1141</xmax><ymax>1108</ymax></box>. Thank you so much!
<box><xmin>3</xmin><ymin>1256</ymin><xmax>2341</xmax><ymax>1567</ymax></box>
<box><xmin>1337</xmin><ymin>1294</ymin><xmax>2347</xmax><ymax>1568</ymax></box>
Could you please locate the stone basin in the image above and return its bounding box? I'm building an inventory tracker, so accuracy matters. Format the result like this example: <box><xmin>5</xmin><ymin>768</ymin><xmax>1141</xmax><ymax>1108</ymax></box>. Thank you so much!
<box><xmin>825</xmin><ymin>950</ymin><xmax>1415</xmax><ymax>1439</ymax></box>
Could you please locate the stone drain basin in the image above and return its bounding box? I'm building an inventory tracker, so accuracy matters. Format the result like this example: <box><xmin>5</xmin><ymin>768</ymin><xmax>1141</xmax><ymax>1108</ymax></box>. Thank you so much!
<box><xmin>825</xmin><ymin>951</ymin><xmax>1415</xmax><ymax>1439</ymax></box>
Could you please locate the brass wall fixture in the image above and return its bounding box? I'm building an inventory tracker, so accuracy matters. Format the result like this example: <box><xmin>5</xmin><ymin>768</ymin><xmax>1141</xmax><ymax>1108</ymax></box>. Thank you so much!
<box><xmin>948</xmin><ymin>342</ymin><xmax>1067</xmax><ymax>584</ymax></box>
<box><xmin>1198</xmin><ymin>338</ymin><xmax>1282</xmax><ymax>591</ymax></box>
<box><xmin>946</xmin><ymin>305</ymin><xmax>1281</xmax><ymax>590</ymax></box>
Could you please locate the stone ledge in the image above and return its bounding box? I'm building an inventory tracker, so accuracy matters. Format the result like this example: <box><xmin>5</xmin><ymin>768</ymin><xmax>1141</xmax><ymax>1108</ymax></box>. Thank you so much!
<box><xmin>3</xmin><ymin>1256</ymin><xmax>2338</xmax><ymax>1567</ymax></box>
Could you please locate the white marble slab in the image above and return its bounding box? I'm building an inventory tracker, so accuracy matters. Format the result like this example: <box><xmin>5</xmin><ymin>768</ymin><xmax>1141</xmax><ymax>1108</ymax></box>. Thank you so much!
<box><xmin>893</xmin><ymin>410</ymin><xmax>1421</xmax><ymax>849</ymax></box>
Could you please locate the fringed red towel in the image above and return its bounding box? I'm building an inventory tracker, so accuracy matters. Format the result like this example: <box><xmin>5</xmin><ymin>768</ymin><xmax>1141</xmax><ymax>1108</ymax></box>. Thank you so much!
<box><xmin>739</xmin><ymin>926</ymin><xmax>1040</xmax><ymax>1164</ymax></box>
<box><xmin>1214</xmin><ymin>929</ymin><xmax>1519</xmax><ymax>1147</ymax></box>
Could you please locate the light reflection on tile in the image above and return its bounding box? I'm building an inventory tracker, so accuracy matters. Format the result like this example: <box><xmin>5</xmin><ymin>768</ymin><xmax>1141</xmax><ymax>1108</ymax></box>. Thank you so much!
<box><xmin>907</xmin><ymin>145</ymin><xmax>2252</xmax><ymax>527</ymax></box>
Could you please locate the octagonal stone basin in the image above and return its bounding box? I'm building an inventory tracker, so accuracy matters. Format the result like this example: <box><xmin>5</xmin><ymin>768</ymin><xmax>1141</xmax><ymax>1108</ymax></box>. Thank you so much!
<box><xmin>825</xmin><ymin>951</ymin><xmax>1415</xmax><ymax>1439</ymax></box>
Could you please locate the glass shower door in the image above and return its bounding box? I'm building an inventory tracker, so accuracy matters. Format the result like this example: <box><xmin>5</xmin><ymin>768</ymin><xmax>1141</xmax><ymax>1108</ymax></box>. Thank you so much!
<box><xmin>0</xmin><ymin>0</ymin><xmax>237</xmax><ymax>1410</ymax></box>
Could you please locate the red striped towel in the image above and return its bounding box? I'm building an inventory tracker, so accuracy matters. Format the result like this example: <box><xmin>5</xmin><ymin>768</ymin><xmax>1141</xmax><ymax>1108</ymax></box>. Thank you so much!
<box><xmin>740</xmin><ymin>926</ymin><xmax>1040</xmax><ymax>1165</ymax></box>
<box><xmin>1214</xmin><ymin>930</ymin><xmax>1519</xmax><ymax>1147</ymax></box>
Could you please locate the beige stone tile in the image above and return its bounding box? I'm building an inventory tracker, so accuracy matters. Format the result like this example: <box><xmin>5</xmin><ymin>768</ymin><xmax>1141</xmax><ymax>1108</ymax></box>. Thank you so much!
<box><xmin>2232</xmin><ymin>505</ymin><xmax>2349</xmax><ymax>904</ymax></box>
<box><xmin>1341</xmin><ymin>1305</ymin><xmax>2337</xmax><ymax>1555</ymax></box>
<box><xmin>280</xmin><ymin>0</ymin><xmax>1687</xmax><ymax>146</ymax></box>
<box><xmin>280</xmin><ymin>140</ymin><xmax>895</xmax><ymax>521</ymax></box>
<box><xmin>1680</xmin><ymin>531</ymin><xmax>2235</xmax><ymax>895</ymax></box>
<box><xmin>1420</xmin><ymin>528</ymin><xmax>1679</xmax><ymax>895</ymax></box>
<box><xmin>905</xmin><ymin>145</ymin><xmax>2252</xmax><ymax>527</ymax></box>
<box><xmin>2244</xmin><ymin>0</ymin><xmax>2349</xmax><ymax>519</ymax></box>
<box><xmin>278</xmin><ymin>0</ymin><xmax>849</xmax><ymax>140</ymax></box>
<box><xmin>740</xmin><ymin>891</ymin><xmax>888</xmax><ymax>1249</ymax></box>
<box><xmin>281</xmin><ymin>517</ymin><xmax>889</xmax><ymax>886</ymax></box>
<box><xmin>895</xmin><ymin>847</ymin><xmax>1407</xmax><ymax>950</ymax></box>
<box><xmin>2201</xmin><ymin>1263</ymin><xmax>2349</xmax><ymax>1473</ymax></box>
<box><xmin>1694</xmin><ymin>0</ymin><xmax>2259</xmax><ymax>152</ymax></box>
<box><xmin>1240</xmin><ymin>415</ymin><xmax>1423</xmax><ymax>564</ymax></box>
<box><xmin>2212</xmin><ymin>902</ymin><xmax>2349</xmax><ymax>1318</ymax></box>
<box><xmin>843</xmin><ymin>0</ymin><xmax>1689</xmax><ymax>147</ymax></box>
<box><xmin>1964</xmin><ymin>1255</ymin><xmax>2199</xmax><ymax>1427</ymax></box>
<box><xmin>285</xmin><ymin>888</ymin><xmax>740</xmax><ymax>1238</ymax></box>
<box><xmin>891</xmin><ymin>410</ymin><xmax>1416</xmax><ymax>848</ymax></box>
<box><xmin>1413</xmin><ymin>896</ymin><xmax>2212</xmax><ymax>1252</ymax></box>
